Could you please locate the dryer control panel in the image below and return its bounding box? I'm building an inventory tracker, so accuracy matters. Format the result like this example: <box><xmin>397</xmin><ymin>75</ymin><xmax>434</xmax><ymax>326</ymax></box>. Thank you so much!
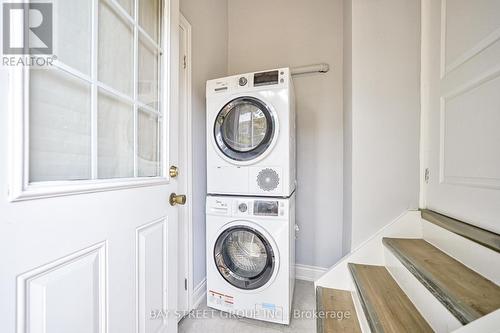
<box><xmin>206</xmin><ymin>68</ymin><xmax>289</xmax><ymax>96</ymax></box>
<box><xmin>253</xmin><ymin>70</ymin><xmax>279</xmax><ymax>87</ymax></box>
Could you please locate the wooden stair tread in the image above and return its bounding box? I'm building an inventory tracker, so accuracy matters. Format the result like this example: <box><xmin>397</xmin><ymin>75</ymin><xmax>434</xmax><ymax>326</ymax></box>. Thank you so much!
<box><xmin>421</xmin><ymin>209</ymin><xmax>500</xmax><ymax>253</ymax></box>
<box><xmin>316</xmin><ymin>287</ymin><xmax>361</xmax><ymax>333</ymax></box>
<box><xmin>348</xmin><ymin>263</ymin><xmax>433</xmax><ymax>333</ymax></box>
<box><xmin>383</xmin><ymin>237</ymin><xmax>500</xmax><ymax>324</ymax></box>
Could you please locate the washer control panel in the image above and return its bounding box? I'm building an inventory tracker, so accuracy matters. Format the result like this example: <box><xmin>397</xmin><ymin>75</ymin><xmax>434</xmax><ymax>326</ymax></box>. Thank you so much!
<box><xmin>253</xmin><ymin>200</ymin><xmax>279</xmax><ymax>216</ymax></box>
<box><xmin>238</xmin><ymin>202</ymin><xmax>248</xmax><ymax>213</ymax></box>
<box><xmin>206</xmin><ymin>196</ymin><xmax>289</xmax><ymax>218</ymax></box>
<box><xmin>234</xmin><ymin>199</ymin><xmax>285</xmax><ymax>217</ymax></box>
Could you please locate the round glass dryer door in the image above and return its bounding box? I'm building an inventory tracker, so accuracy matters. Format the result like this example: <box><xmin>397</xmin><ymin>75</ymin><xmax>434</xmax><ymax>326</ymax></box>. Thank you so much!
<box><xmin>214</xmin><ymin>97</ymin><xmax>275</xmax><ymax>161</ymax></box>
<box><xmin>214</xmin><ymin>226</ymin><xmax>275</xmax><ymax>290</ymax></box>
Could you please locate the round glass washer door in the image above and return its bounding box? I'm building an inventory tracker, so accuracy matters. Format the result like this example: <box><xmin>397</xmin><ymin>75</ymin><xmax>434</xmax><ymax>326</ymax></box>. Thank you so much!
<box><xmin>214</xmin><ymin>97</ymin><xmax>276</xmax><ymax>161</ymax></box>
<box><xmin>214</xmin><ymin>226</ymin><xmax>276</xmax><ymax>290</ymax></box>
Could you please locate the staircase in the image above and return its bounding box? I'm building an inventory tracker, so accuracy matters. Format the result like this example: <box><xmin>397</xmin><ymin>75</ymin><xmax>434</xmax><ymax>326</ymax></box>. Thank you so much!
<box><xmin>315</xmin><ymin>210</ymin><xmax>500</xmax><ymax>333</ymax></box>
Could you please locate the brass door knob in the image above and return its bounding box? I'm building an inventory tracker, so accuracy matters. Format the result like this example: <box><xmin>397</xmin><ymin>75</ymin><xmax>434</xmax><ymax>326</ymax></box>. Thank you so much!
<box><xmin>169</xmin><ymin>165</ymin><xmax>179</xmax><ymax>178</ymax></box>
<box><xmin>170</xmin><ymin>193</ymin><xmax>186</xmax><ymax>206</ymax></box>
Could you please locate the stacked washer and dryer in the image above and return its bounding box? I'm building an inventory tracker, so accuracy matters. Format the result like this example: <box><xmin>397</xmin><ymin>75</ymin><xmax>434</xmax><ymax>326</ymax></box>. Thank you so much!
<box><xmin>205</xmin><ymin>68</ymin><xmax>297</xmax><ymax>325</ymax></box>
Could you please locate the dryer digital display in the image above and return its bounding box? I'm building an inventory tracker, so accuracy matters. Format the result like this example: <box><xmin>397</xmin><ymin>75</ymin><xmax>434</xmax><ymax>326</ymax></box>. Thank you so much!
<box><xmin>254</xmin><ymin>70</ymin><xmax>279</xmax><ymax>86</ymax></box>
<box><xmin>254</xmin><ymin>200</ymin><xmax>279</xmax><ymax>216</ymax></box>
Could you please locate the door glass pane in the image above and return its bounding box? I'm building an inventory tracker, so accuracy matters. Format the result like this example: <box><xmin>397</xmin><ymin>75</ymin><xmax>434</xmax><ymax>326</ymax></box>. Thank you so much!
<box><xmin>116</xmin><ymin>0</ymin><xmax>133</xmax><ymax>16</ymax></box>
<box><xmin>29</xmin><ymin>69</ymin><xmax>91</xmax><ymax>182</ymax></box>
<box><xmin>138</xmin><ymin>34</ymin><xmax>159</xmax><ymax>109</ymax></box>
<box><xmin>221</xmin><ymin>229</ymin><xmax>268</xmax><ymax>278</ymax></box>
<box><xmin>222</xmin><ymin>103</ymin><xmax>268</xmax><ymax>152</ymax></box>
<box><xmin>98</xmin><ymin>0</ymin><xmax>134</xmax><ymax>96</ymax></box>
<box><xmin>139</xmin><ymin>0</ymin><xmax>159</xmax><ymax>42</ymax></box>
<box><xmin>26</xmin><ymin>0</ymin><xmax>164</xmax><ymax>186</ymax></box>
<box><xmin>138</xmin><ymin>110</ymin><xmax>161</xmax><ymax>177</ymax></box>
<box><xmin>56</xmin><ymin>0</ymin><xmax>91</xmax><ymax>74</ymax></box>
<box><xmin>98</xmin><ymin>91</ymin><xmax>134</xmax><ymax>179</ymax></box>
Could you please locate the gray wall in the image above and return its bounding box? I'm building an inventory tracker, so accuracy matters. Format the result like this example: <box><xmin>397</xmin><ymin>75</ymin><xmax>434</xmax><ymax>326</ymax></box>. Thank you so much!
<box><xmin>228</xmin><ymin>0</ymin><xmax>345</xmax><ymax>268</ymax></box>
<box><xmin>344</xmin><ymin>0</ymin><xmax>421</xmax><ymax>249</ymax></box>
<box><xmin>179</xmin><ymin>0</ymin><xmax>228</xmax><ymax>286</ymax></box>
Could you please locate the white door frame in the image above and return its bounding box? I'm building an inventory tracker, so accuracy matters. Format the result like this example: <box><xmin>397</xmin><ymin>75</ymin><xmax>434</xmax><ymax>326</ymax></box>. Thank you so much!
<box><xmin>178</xmin><ymin>12</ymin><xmax>194</xmax><ymax>313</ymax></box>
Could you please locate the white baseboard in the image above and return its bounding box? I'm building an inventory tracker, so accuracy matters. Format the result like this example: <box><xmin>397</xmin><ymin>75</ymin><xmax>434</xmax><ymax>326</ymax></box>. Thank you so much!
<box><xmin>191</xmin><ymin>278</ymin><xmax>206</xmax><ymax>310</ymax></box>
<box><xmin>295</xmin><ymin>264</ymin><xmax>327</xmax><ymax>282</ymax></box>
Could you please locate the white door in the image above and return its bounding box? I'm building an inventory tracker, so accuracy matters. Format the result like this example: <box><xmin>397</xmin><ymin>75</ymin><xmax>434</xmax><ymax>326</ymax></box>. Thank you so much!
<box><xmin>422</xmin><ymin>0</ymin><xmax>500</xmax><ymax>233</ymax></box>
<box><xmin>0</xmin><ymin>0</ymin><xmax>181</xmax><ymax>332</ymax></box>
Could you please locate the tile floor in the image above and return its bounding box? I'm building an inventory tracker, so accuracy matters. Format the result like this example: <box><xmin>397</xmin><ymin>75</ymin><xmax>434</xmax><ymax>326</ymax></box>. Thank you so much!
<box><xmin>179</xmin><ymin>280</ymin><xmax>316</xmax><ymax>333</ymax></box>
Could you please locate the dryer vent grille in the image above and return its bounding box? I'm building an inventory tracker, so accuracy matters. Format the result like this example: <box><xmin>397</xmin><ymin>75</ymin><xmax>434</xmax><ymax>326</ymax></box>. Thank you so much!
<box><xmin>257</xmin><ymin>168</ymin><xmax>280</xmax><ymax>192</ymax></box>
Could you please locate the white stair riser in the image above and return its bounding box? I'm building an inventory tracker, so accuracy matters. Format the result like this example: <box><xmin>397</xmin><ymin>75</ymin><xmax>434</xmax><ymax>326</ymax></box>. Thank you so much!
<box><xmin>422</xmin><ymin>220</ymin><xmax>500</xmax><ymax>284</ymax></box>
<box><xmin>384</xmin><ymin>247</ymin><xmax>462</xmax><ymax>333</ymax></box>
<box><xmin>451</xmin><ymin>309</ymin><xmax>500</xmax><ymax>333</ymax></box>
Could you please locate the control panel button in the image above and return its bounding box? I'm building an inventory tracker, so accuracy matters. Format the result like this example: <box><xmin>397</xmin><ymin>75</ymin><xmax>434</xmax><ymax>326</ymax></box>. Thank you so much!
<box><xmin>238</xmin><ymin>203</ymin><xmax>248</xmax><ymax>212</ymax></box>
<box><xmin>238</xmin><ymin>77</ymin><xmax>248</xmax><ymax>86</ymax></box>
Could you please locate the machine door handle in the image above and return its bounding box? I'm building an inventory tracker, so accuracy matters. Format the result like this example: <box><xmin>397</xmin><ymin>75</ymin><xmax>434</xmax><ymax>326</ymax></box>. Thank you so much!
<box><xmin>170</xmin><ymin>193</ymin><xmax>186</xmax><ymax>206</ymax></box>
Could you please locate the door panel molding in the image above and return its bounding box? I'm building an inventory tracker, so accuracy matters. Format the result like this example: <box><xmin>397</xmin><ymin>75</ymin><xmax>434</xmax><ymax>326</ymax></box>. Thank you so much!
<box><xmin>439</xmin><ymin>65</ymin><xmax>500</xmax><ymax>190</ymax></box>
<box><xmin>136</xmin><ymin>218</ymin><xmax>168</xmax><ymax>333</ymax></box>
<box><xmin>445</xmin><ymin>28</ymin><xmax>500</xmax><ymax>76</ymax></box>
<box><xmin>440</xmin><ymin>0</ymin><xmax>500</xmax><ymax>77</ymax></box>
<box><xmin>436</xmin><ymin>0</ymin><xmax>500</xmax><ymax>190</ymax></box>
<box><xmin>16</xmin><ymin>241</ymin><xmax>108</xmax><ymax>333</ymax></box>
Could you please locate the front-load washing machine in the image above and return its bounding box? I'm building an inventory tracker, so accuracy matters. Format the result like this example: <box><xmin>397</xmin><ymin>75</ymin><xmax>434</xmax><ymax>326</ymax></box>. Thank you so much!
<box><xmin>206</xmin><ymin>68</ymin><xmax>296</xmax><ymax>197</ymax></box>
<box><xmin>206</xmin><ymin>194</ymin><xmax>296</xmax><ymax>325</ymax></box>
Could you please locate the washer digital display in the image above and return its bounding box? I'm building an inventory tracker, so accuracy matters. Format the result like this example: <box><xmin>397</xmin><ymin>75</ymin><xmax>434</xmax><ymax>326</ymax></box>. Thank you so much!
<box><xmin>253</xmin><ymin>200</ymin><xmax>279</xmax><ymax>216</ymax></box>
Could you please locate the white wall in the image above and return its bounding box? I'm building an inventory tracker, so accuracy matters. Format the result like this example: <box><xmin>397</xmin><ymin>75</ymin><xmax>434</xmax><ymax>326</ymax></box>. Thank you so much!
<box><xmin>345</xmin><ymin>0</ymin><xmax>421</xmax><ymax>249</ymax></box>
<box><xmin>342</xmin><ymin>0</ymin><xmax>353</xmax><ymax>254</ymax></box>
<box><xmin>228</xmin><ymin>0</ymin><xmax>345</xmax><ymax>268</ymax></box>
<box><xmin>179</xmin><ymin>0</ymin><xmax>228</xmax><ymax>286</ymax></box>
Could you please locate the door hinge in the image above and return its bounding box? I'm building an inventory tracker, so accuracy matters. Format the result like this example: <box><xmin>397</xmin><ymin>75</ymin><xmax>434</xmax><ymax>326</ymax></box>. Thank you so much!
<box><xmin>424</xmin><ymin>168</ymin><xmax>430</xmax><ymax>184</ymax></box>
<box><xmin>184</xmin><ymin>278</ymin><xmax>187</xmax><ymax>290</ymax></box>
<box><xmin>183</xmin><ymin>55</ymin><xmax>187</xmax><ymax>69</ymax></box>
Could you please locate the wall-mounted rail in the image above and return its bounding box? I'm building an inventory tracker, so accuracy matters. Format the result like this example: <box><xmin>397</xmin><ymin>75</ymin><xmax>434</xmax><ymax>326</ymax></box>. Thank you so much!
<box><xmin>291</xmin><ymin>63</ymin><xmax>330</xmax><ymax>76</ymax></box>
